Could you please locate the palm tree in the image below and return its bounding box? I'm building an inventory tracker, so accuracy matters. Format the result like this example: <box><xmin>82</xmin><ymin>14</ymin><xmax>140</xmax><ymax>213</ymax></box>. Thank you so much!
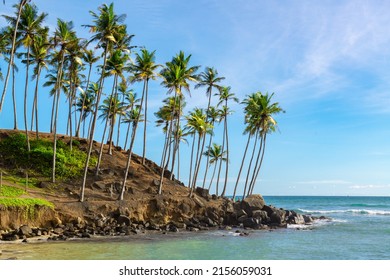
<box><xmin>75</xmin><ymin>48</ymin><xmax>98</xmax><ymax>137</ymax></box>
<box><xmin>195</xmin><ymin>66</ymin><xmax>224</xmax><ymax>115</ymax></box>
<box><xmin>201</xmin><ymin>106</ymin><xmax>220</xmax><ymax>189</ymax></box>
<box><xmin>64</xmin><ymin>36</ymin><xmax>84</xmax><ymax>151</ymax></box>
<box><xmin>246</xmin><ymin>92</ymin><xmax>284</xmax><ymax>196</ymax></box>
<box><xmin>0</xmin><ymin>27</ymin><xmax>19</xmax><ymax>130</ymax></box>
<box><xmin>100</xmin><ymin>49</ymin><xmax>129</xmax><ymax>156</ymax></box>
<box><xmin>185</xmin><ymin>108</ymin><xmax>213</xmax><ymax>196</ymax></box>
<box><xmin>158</xmin><ymin>51</ymin><xmax>199</xmax><ymax>194</ymax></box>
<box><xmin>232</xmin><ymin>120</ymin><xmax>256</xmax><ymax>201</ymax></box>
<box><xmin>50</xmin><ymin>19</ymin><xmax>77</xmax><ymax>183</ymax></box>
<box><xmin>97</xmin><ymin>95</ymin><xmax>126</xmax><ymax>159</ymax></box>
<box><xmin>16</xmin><ymin>3</ymin><xmax>48</xmax><ymax>151</ymax></box>
<box><xmin>80</xmin><ymin>3</ymin><xmax>127</xmax><ymax>202</ymax></box>
<box><xmin>76</xmin><ymin>86</ymin><xmax>96</xmax><ymax>138</ymax></box>
<box><xmin>122</xmin><ymin>87</ymin><xmax>139</xmax><ymax>150</ymax></box>
<box><xmin>154</xmin><ymin>96</ymin><xmax>177</xmax><ymax>168</ymax></box>
<box><xmin>130</xmin><ymin>48</ymin><xmax>160</xmax><ymax>165</ymax></box>
<box><xmin>118</xmin><ymin>105</ymin><xmax>144</xmax><ymax>200</ymax></box>
<box><xmin>216</xmin><ymin>86</ymin><xmax>238</xmax><ymax>197</ymax></box>
<box><xmin>203</xmin><ymin>143</ymin><xmax>226</xmax><ymax>193</ymax></box>
<box><xmin>0</xmin><ymin>0</ymin><xmax>30</xmax><ymax>113</ymax></box>
<box><xmin>28</xmin><ymin>31</ymin><xmax>49</xmax><ymax>140</ymax></box>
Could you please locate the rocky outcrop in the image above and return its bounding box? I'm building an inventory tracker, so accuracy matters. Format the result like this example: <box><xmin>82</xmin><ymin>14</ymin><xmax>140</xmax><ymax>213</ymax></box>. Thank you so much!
<box><xmin>0</xmin><ymin>193</ymin><xmax>322</xmax><ymax>242</ymax></box>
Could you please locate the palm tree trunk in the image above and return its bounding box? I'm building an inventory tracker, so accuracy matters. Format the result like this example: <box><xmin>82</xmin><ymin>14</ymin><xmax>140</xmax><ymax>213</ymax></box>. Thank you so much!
<box><xmin>12</xmin><ymin>63</ymin><xmax>17</xmax><ymax>130</ymax></box>
<box><xmin>0</xmin><ymin>0</ymin><xmax>27</xmax><ymax>113</ymax></box>
<box><xmin>119</xmin><ymin>111</ymin><xmax>145</xmax><ymax>201</ymax></box>
<box><xmin>80</xmin><ymin>47</ymin><xmax>108</xmax><ymax>201</ymax></box>
<box><xmin>142</xmin><ymin>79</ymin><xmax>149</xmax><ymax>165</ymax></box>
<box><xmin>95</xmin><ymin>117</ymin><xmax>109</xmax><ymax>176</ymax></box>
<box><xmin>158</xmin><ymin>92</ymin><xmax>177</xmax><ymax>195</ymax></box>
<box><xmin>76</xmin><ymin>64</ymin><xmax>92</xmax><ymax>137</ymax></box>
<box><xmin>33</xmin><ymin>66</ymin><xmax>41</xmax><ymax>140</ymax></box>
<box><xmin>170</xmin><ymin>95</ymin><xmax>182</xmax><ymax>180</ymax></box>
<box><xmin>216</xmin><ymin>117</ymin><xmax>226</xmax><ymax>197</ymax></box>
<box><xmin>190</xmin><ymin>135</ymin><xmax>201</xmax><ymax>197</ymax></box>
<box><xmin>118</xmin><ymin>124</ymin><xmax>137</xmax><ymax>200</ymax></box>
<box><xmin>23</xmin><ymin>46</ymin><xmax>31</xmax><ymax>152</ymax></box>
<box><xmin>124</xmin><ymin>121</ymin><xmax>131</xmax><ymax>150</ymax></box>
<box><xmin>221</xmin><ymin>115</ymin><xmax>229</xmax><ymax>197</ymax></box>
<box><xmin>50</xmin><ymin>91</ymin><xmax>56</xmax><ymax>133</ymax></box>
<box><xmin>119</xmin><ymin>79</ymin><xmax>147</xmax><ymax>201</ymax></box>
<box><xmin>52</xmin><ymin>91</ymin><xmax>61</xmax><ymax>182</ymax></box>
<box><xmin>202</xmin><ymin>122</ymin><xmax>214</xmax><ymax>189</ymax></box>
<box><xmin>242</xmin><ymin>130</ymin><xmax>259</xmax><ymax>200</ymax></box>
<box><xmin>232</xmin><ymin>133</ymin><xmax>251</xmax><ymax>200</ymax></box>
<box><xmin>208</xmin><ymin>161</ymin><xmax>218</xmax><ymax>191</ymax></box>
<box><xmin>247</xmin><ymin>135</ymin><xmax>264</xmax><ymax>197</ymax></box>
<box><xmin>249</xmin><ymin>134</ymin><xmax>267</xmax><ymax>195</ymax></box>
<box><xmin>188</xmin><ymin>134</ymin><xmax>195</xmax><ymax>188</ymax></box>
<box><xmin>192</xmin><ymin>133</ymin><xmax>207</xmax><ymax>191</ymax></box>
<box><xmin>116</xmin><ymin>83</ymin><xmax>126</xmax><ymax>148</ymax></box>
<box><xmin>107</xmin><ymin>75</ymin><xmax>118</xmax><ymax>155</ymax></box>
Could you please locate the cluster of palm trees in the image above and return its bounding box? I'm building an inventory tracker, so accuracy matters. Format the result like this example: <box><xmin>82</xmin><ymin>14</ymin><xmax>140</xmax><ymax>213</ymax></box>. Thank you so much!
<box><xmin>0</xmin><ymin>1</ymin><xmax>284</xmax><ymax>202</ymax></box>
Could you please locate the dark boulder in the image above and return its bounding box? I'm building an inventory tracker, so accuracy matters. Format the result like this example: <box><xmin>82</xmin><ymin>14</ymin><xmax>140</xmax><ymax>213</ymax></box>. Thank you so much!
<box><xmin>269</xmin><ymin>209</ymin><xmax>286</xmax><ymax>224</ymax></box>
<box><xmin>243</xmin><ymin>217</ymin><xmax>260</xmax><ymax>229</ymax></box>
<box><xmin>18</xmin><ymin>225</ymin><xmax>32</xmax><ymax>237</ymax></box>
<box><xmin>196</xmin><ymin>187</ymin><xmax>210</xmax><ymax>199</ymax></box>
<box><xmin>117</xmin><ymin>215</ymin><xmax>131</xmax><ymax>226</ymax></box>
<box><xmin>241</xmin><ymin>195</ymin><xmax>266</xmax><ymax>216</ymax></box>
<box><xmin>252</xmin><ymin>210</ymin><xmax>269</xmax><ymax>223</ymax></box>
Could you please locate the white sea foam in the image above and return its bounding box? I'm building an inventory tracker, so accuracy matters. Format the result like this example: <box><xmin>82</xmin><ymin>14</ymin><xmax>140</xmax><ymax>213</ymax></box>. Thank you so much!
<box><xmin>298</xmin><ymin>208</ymin><xmax>390</xmax><ymax>216</ymax></box>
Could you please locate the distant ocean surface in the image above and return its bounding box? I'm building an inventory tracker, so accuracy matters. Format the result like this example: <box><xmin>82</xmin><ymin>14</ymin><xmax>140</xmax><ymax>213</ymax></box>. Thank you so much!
<box><xmin>2</xmin><ymin>196</ymin><xmax>390</xmax><ymax>260</ymax></box>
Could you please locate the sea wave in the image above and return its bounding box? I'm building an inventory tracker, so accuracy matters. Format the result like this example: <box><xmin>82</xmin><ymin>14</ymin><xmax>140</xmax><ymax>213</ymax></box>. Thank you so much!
<box><xmin>298</xmin><ymin>208</ymin><xmax>390</xmax><ymax>216</ymax></box>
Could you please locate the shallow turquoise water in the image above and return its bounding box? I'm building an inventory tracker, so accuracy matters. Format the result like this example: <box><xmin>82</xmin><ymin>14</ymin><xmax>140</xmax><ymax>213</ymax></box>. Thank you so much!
<box><xmin>1</xmin><ymin>196</ymin><xmax>390</xmax><ymax>260</ymax></box>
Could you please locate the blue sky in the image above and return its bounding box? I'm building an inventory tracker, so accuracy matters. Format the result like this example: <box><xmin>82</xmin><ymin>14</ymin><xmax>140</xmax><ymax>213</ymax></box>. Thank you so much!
<box><xmin>1</xmin><ymin>0</ymin><xmax>390</xmax><ymax>196</ymax></box>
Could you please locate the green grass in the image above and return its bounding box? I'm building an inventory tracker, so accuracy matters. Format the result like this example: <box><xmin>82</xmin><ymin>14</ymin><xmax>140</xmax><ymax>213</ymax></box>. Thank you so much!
<box><xmin>0</xmin><ymin>197</ymin><xmax>54</xmax><ymax>208</ymax></box>
<box><xmin>0</xmin><ymin>133</ymin><xmax>97</xmax><ymax>180</ymax></box>
<box><xmin>0</xmin><ymin>185</ymin><xmax>26</xmax><ymax>197</ymax></box>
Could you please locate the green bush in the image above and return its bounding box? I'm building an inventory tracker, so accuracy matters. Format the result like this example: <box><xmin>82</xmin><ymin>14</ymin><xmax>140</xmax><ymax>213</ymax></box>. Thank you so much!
<box><xmin>0</xmin><ymin>185</ymin><xmax>26</xmax><ymax>197</ymax></box>
<box><xmin>0</xmin><ymin>133</ymin><xmax>96</xmax><ymax>180</ymax></box>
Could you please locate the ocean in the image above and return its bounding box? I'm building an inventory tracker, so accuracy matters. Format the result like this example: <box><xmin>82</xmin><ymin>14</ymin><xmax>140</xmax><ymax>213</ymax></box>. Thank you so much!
<box><xmin>1</xmin><ymin>196</ymin><xmax>390</xmax><ymax>260</ymax></box>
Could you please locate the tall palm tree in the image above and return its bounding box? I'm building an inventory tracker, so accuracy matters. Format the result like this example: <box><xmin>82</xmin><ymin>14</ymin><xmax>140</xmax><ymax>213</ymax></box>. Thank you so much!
<box><xmin>16</xmin><ymin>3</ymin><xmax>48</xmax><ymax>151</ymax></box>
<box><xmin>0</xmin><ymin>0</ymin><xmax>30</xmax><ymax>113</ymax></box>
<box><xmin>98</xmin><ymin>95</ymin><xmax>126</xmax><ymax>155</ymax></box>
<box><xmin>130</xmin><ymin>48</ymin><xmax>160</xmax><ymax>165</ymax></box>
<box><xmin>118</xmin><ymin>105</ymin><xmax>144</xmax><ymax>201</ymax></box>
<box><xmin>27</xmin><ymin>31</ymin><xmax>49</xmax><ymax>140</ymax></box>
<box><xmin>76</xmin><ymin>48</ymin><xmax>98</xmax><ymax>137</ymax></box>
<box><xmin>63</xmin><ymin>36</ymin><xmax>84</xmax><ymax>151</ymax></box>
<box><xmin>201</xmin><ymin>106</ymin><xmax>220</xmax><ymax>189</ymax></box>
<box><xmin>76</xmin><ymin>86</ymin><xmax>96</xmax><ymax>138</ymax></box>
<box><xmin>122</xmin><ymin>87</ymin><xmax>139</xmax><ymax>150</ymax></box>
<box><xmin>80</xmin><ymin>3</ymin><xmax>127</xmax><ymax>202</ymax></box>
<box><xmin>0</xmin><ymin>27</ymin><xmax>19</xmax><ymax>130</ymax></box>
<box><xmin>203</xmin><ymin>143</ymin><xmax>226</xmax><ymax>193</ymax></box>
<box><xmin>50</xmin><ymin>19</ymin><xmax>77</xmax><ymax>183</ymax></box>
<box><xmin>216</xmin><ymin>86</ymin><xmax>238</xmax><ymax>197</ymax></box>
<box><xmin>154</xmin><ymin>96</ymin><xmax>178</xmax><ymax>168</ymax></box>
<box><xmin>246</xmin><ymin>92</ymin><xmax>284</xmax><ymax>196</ymax></box>
<box><xmin>185</xmin><ymin>108</ymin><xmax>213</xmax><ymax>196</ymax></box>
<box><xmin>100</xmin><ymin>49</ymin><xmax>129</xmax><ymax>157</ymax></box>
<box><xmin>158</xmin><ymin>51</ymin><xmax>199</xmax><ymax>194</ymax></box>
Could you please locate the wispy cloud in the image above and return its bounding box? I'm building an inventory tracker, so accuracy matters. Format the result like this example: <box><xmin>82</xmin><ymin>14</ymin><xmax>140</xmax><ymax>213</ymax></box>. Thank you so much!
<box><xmin>297</xmin><ymin>180</ymin><xmax>351</xmax><ymax>185</ymax></box>
<box><xmin>349</xmin><ymin>184</ymin><xmax>390</xmax><ymax>189</ymax></box>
